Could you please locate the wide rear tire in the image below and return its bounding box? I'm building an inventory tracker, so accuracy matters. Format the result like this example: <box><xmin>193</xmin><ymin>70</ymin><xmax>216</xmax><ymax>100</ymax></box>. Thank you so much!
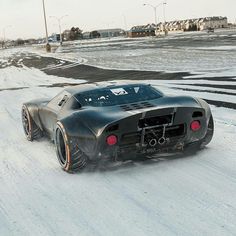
<box><xmin>22</xmin><ymin>105</ymin><xmax>43</xmax><ymax>141</ymax></box>
<box><xmin>201</xmin><ymin>115</ymin><xmax>214</xmax><ymax>147</ymax></box>
<box><xmin>184</xmin><ymin>115</ymin><xmax>214</xmax><ymax>153</ymax></box>
<box><xmin>55</xmin><ymin>122</ymin><xmax>88</xmax><ymax>173</ymax></box>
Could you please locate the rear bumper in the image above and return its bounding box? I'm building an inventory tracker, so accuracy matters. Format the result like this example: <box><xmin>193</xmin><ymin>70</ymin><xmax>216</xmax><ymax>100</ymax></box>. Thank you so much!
<box><xmin>94</xmin><ymin>135</ymin><xmax>204</xmax><ymax>161</ymax></box>
<box><xmin>90</xmin><ymin>127</ymin><xmax>201</xmax><ymax>160</ymax></box>
<box><xmin>92</xmin><ymin>138</ymin><xmax>185</xmax><ymax>161</ymax></box>
<box><xmin>84</xmin><ymin>106</ymin><xmax>210</xmax><ymax>160</ymax></box>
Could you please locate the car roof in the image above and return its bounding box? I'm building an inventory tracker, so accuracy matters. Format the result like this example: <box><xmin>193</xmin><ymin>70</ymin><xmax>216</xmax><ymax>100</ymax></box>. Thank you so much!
<box><xmin>65</xmin><ymin>81</ymin><xmax>150</xmax><ymax>95</ymax></box>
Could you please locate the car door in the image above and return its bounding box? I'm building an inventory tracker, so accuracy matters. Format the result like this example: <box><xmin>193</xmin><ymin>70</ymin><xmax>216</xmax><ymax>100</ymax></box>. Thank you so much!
<box><xmin>39</xmin><ymin>91</ymin><xmax>70</xmax><ymax>136</ymax></box>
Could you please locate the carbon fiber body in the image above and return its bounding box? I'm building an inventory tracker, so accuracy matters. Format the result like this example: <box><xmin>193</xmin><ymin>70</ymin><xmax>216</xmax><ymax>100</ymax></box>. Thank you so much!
<box><xmin>23</xmin><ymin>81</ymin><xmax>213</xmax><ymax>160</ymax></box>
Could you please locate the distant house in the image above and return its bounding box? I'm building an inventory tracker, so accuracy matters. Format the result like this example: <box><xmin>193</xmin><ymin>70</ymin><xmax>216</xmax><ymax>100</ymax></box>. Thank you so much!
<box><xmin>198</xmin><ymin>17</ymin><xmax>228</xmax><ymax>30</ymax></box>
<box><xmin>159</xmin><ymin>16</ymin><xmax>228</xmax><ymax>33</ymax></box>
<box><xmin>184</xmin><ymin>19</ymin><xmax>198</xmax><ymax>31</ymax></box>
<box><xmin>128</xmin><ymin>24</ymin><xmax>156</xmax><ymax>38</ymax></box>
<box><xmin>163</xmin><ymin>21</ymin><xmax>182</xmax><ymax>32</ymax></box>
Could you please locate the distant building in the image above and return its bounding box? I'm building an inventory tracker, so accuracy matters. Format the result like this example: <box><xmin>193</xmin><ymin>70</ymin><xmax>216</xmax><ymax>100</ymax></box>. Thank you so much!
<box><xmin>82</xmin><ymin>31</ymin><xmax>101</xmax><ymax>39</ymax></box>
<box><xmin>82</xmin><ymin>28</ymin><xmax>125</xmax><ymax>39</ymax></box>
<box><xmin>159</xmin><ymin>16</ymin><xmax>228</xmax><ymax>32</ymax></box>
<box><xmin>97</xmin><ymin>28</ymin><xmax>125</xmax><ymax>38</ymax></box>
<box><xmin>90</xmin><ymin>31</ymin><xmax>101</xmax><ymax>39</ymax></box>
<box><xmin>24</xmin><ymin>38</ymin><xmax>38</xmax><ymax>45</ymax></box>
<box><xmin>128</xmin><ymin>24</ymin><xmax>156</xmax><ymax>38</ymax></box>
<box><xmin>48</xmin><ymin>34</ymin><xmax>60</xmax><ymax>43</ymax></box>
<box><xmin>198</xmin><ymin>17</ymin><xmax>228</xmax><ymax>30</ymax></box>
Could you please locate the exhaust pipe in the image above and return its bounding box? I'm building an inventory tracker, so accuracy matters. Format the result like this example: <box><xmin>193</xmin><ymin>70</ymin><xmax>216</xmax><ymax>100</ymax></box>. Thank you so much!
<box><xmin>149</xmin><ymin>139</ymin><xmax>157</xmax><ymax>147</ymax></box>
<box><xmin>158</xmin><ymin>137</ymin><xmax>166</xmax><ymax>145</ymax></box>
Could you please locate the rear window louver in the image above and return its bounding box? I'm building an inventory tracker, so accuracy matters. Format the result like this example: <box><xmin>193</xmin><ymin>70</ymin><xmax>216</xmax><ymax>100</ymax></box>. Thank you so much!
<box><xmin>120</xmin><ymin>102</ymin><xmax>154</xmax><ymax>111</ymax></box>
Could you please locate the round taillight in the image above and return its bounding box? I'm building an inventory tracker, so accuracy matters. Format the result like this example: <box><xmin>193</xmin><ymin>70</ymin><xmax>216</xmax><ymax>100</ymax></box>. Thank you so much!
<box><xmin>191</xmin><ymin>120</ymin><xmax>201</xmax><ymax>131</ymax></box>
<box><xmin>106</xmin><ymin>135</ymin><xmax>118</xmax><ymax>146</ymax></box>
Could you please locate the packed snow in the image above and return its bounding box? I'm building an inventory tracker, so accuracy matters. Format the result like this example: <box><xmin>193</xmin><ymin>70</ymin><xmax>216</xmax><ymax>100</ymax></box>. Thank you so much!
<box><xmin>0</xmin><ymin>36</ymin><xmax>236</xmax><ymax>236</ymax></box>
<box><xmin>49</xmin><ymin>30</ymin><xmax>236</xmax><ymax>74</ymax></box>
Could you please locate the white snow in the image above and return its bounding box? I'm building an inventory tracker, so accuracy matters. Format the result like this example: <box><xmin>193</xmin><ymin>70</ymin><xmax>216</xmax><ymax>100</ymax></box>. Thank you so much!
<box><xmin>0</xmin><ymin>48</ymin><xmax>236</xmax><ymax>236</ymax></box>
<box><xmin>0</xmin><ymin>66</ymin><xmax>84</xmax><ymax>90</ymax></box>
<box><xmin>149</xmin><ymin>80</ymin><xmax>236</xmax><ymax>104</ymax></box>
<box><xmin>42</xmin><ymin>31</ymin><xmax>236</xmax><ymax>75</ymax></box>
<box><xmin>196</xmin><ymin>46</ymin><xmax>236</xmax><ymax>51</ymax></box>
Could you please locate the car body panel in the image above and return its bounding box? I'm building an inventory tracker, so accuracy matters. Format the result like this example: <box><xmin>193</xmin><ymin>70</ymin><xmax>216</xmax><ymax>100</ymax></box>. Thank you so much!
<box><xmin>23</xmin><ymin>81</ymin><xmax>213</xmax><ymax>160</ymax></box>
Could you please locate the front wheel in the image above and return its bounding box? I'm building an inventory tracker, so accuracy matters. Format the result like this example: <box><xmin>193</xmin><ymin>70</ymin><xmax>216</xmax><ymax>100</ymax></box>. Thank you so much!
<box><xmin>55</xmin><ymin>122</ymin><xmax>88</xmax><ymax>173</ymax></box>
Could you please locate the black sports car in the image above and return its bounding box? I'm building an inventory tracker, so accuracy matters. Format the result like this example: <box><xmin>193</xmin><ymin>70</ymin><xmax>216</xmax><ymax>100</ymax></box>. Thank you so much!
<box><xmin>22</xmin><ymin>81</ymin><xmax>214</xmax><ymax>172</ymax></box>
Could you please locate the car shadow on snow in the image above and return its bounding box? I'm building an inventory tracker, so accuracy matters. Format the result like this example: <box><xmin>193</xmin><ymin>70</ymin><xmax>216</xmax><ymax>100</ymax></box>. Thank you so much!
<box><xmin>31</xmin><ymin>136</ymin><xmax>208</xmax><ymax>174</ymax></box>
<box><xmin>79</xmin><ymin>148</ymin><xmax>207</xmax><ymax>174</ymax></box>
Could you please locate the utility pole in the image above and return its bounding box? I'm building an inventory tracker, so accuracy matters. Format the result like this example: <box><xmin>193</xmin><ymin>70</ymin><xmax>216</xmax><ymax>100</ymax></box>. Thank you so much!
<box><xmin>123</xmin><ymin>15</ymin><xmax>128</xmax><ymax>36</ymax></box>
<box><xmin>143</xmin><ymin>3</ymin><xmax>158</xmax><ymax>25</ymax></box>
<box><xmin>143</xmin><ymin>1</ymin><xmax>167</xmax><ymax>36</ymax></box>
<box><xmin>50</xmin><ymin>15</ymin><xmax>68</xmax><ymax>45</ymax></box>
<box><xmin>2</xmin><ymin>25</ymin><xmax>12</xmax><ymax>48</ymax></box>
<box><xmin>163</xmin><ymin>2</ymin><xmax>168</xmax><ymax>35</ymax></box>
<box><xmin>42</xmin><ymin>0</ymin><xmax>51</xmax><ymax>52</ymax></box>
<box><xmin>2</xmin><ymin>29</ymin><xmax>5</xmax><ymax>48</ymax></box>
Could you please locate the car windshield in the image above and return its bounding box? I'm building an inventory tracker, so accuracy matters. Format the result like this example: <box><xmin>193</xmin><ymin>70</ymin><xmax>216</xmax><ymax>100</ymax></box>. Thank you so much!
<box><xmin>75</xmin><ymin>84</ymin><xmax>163</xmax><ymax>107</ymax></box>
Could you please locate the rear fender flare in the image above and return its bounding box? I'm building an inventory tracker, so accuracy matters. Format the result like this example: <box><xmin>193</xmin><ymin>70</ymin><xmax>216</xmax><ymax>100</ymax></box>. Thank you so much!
<box><xmin>24</xmin><ymin>103</ymin><xmax>44</xmax><ymax>131</ymax></box>
<box><xmin>57</xmin><ymin>116</ymin><xmax>97</xmax><ymax>156</ymax></box>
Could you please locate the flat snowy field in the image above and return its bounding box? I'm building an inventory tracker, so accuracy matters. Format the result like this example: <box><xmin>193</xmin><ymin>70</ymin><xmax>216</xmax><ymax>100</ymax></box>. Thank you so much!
<box><xmin>54</xmin><ymin>29</ymin><xmax>236</xmax><ymax>74</ymax></box>
<box><xmin>1</xmin><ymin>34</ymin><xmax>236</xmax><ymax>236</ymax></box>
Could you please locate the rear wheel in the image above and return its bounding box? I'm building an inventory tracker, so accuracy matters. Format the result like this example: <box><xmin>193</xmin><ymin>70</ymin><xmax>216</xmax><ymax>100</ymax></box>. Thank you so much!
<box><xmin>201</xmin><ymin>115</ymin><xmax>214</xmax><ymax>147</ymax></box>
<box><xmin>55</xmin><ymin>122</ymin><xmax>88</xmax><ymax>173</ymax></box>
<box><xmin>184</xmin><ymin>115</ymin><xmax>214</xmax><ymax>153</ymax></box>
<box><xmin>22</xmin><ymin>105</ymin><xmax>42</xmax><ymax>141</ymax></box>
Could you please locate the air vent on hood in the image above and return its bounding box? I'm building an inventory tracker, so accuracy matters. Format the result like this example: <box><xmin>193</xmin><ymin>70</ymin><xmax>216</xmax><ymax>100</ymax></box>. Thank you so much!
<box><xmin>120</xmin><ymin>102</ymin><xmax>154</xmax><ymax>111</ymax></box>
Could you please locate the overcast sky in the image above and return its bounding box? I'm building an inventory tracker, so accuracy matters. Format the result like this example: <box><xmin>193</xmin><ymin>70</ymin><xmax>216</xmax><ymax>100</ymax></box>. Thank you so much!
<box><xmin>0</xmin><ymin>0</ymin><xmax>235</xmax><ymax>39</ymax></box>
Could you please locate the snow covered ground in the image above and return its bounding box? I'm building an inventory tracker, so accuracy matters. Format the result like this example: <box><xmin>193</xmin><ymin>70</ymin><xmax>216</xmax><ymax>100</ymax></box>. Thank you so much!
<box><xmin>0</xmin><ymin>41</ymin><xmax>236</xmax><ymax>235</ymax></box>
<box><xmin>52</xmin><ymin>29</ymin><xmax>236</xmax><ymax>74</ymax></box>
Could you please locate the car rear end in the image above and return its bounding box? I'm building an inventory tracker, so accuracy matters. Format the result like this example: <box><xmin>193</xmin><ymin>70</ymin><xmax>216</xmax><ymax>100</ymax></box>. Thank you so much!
<box><xmin>95</xmin><ymin>106</ymin><xmax>208</xmax><ymax>160</ymax></box>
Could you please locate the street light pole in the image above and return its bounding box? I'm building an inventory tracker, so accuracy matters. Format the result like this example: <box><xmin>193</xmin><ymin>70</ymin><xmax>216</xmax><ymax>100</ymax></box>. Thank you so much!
<box><xmin>2</xmin><ymin>25</ymin><xmax>12</xmax><ymax>48</ymax></box>
<box><xmin>143</xmin><ymin>3</ymin><xmax>157</xmax><ymax>25</ymax></box>
<box><xmin>50</xmin><ymin>15</ymin><xmax>68</xmax><ymax>45</ymax></box>
<box><xmin>143</xmin><ymin>1</ymin><xmax>167</xmax><ymax>35</ymax></box>
<box><xmin>42</xmin><ymin>0</ymin><xmax>51</xmax><ymax>52</ymax></box>
<box><xmin>2</xmin><ymin>29</ymin><xmax>5</xmax><ymax>49</ymax></box>
<box><xmin>163</xmin><ymin>2</ymin><xmax>167</xmax><ymax>35</ymax></box>
<box><xmin>163</xmin><ymin>2</ymin><xmax>166</xmax><ymax>23</ymax></box>
<box><xmin>123</xmin><ymin>14</ymin><xmax>128</xmax><ymax>36</ymax></box>
<box><xmin>3</xmin><ymin>29</ymin><xmax>6</xmax><ymax>48</ymax></box>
